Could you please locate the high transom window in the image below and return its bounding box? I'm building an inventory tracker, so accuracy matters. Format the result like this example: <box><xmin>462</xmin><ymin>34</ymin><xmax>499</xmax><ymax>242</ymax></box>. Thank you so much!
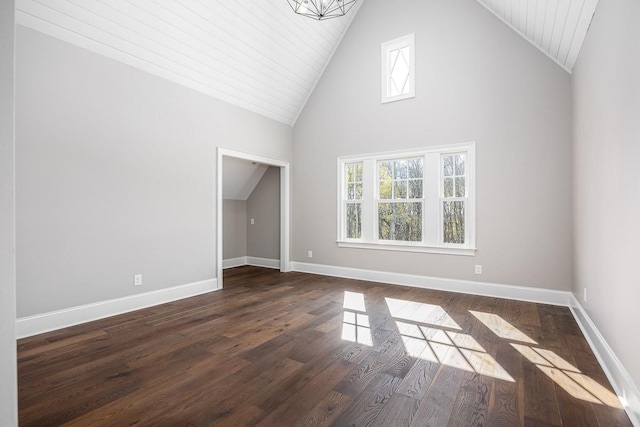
<box><xmin>382</xmin><ymin>34</ymin><xmax>415</xmax><ymax>103</ymax></box>
<box><xmin>337</xmin><ymin>144</ymin><xmax>476</xmax><ymax>256</ymax></box>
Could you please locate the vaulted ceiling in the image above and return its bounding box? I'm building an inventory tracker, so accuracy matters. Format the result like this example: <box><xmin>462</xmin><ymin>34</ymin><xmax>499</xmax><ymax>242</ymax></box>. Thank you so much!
<box><xmin>477</xmin><ymin>0</ymin><xmax>599</xmax><ymax>73</ymax></box>
<box><xmin>15</xmin><ymin>0</ymin><xmax>361</xmax><ymax>126</ymax></box>
<box><xmin>15</xmin><ymin>0</ymin><xmax>598</xmax><ymax>126</ymax></box>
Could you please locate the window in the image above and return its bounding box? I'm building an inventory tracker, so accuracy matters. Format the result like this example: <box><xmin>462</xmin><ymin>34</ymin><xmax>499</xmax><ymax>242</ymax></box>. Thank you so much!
<box><xmin>337</xmin><ymin>143</ymin><xmax>476</xmax><ymax>256</ymax></box>
<box><xmin>381</xmin><ymin>34</ymin><xmax>415</xmax><ymax>103</ymax></box>
<box><xmin>378</xmin><ymin>158</ymin><xmax>423</xmax><ymax>242</ymax></box>
<box><xmin>344</xmin><ymin>162</ymin><xmax>363</xmax><ymax>239</ymax></box>
<box><xmin>442</xmin><ymin>153</ymin><xmax>467</xmax><ymax>244</ymax></box>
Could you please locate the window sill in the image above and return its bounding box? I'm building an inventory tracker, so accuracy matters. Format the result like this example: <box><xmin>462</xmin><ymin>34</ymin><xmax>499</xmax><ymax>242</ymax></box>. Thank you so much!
<box><xmin>336</xmin><ymin>240</ymin><xmax>476</xmax><ymax>256</ymax></box>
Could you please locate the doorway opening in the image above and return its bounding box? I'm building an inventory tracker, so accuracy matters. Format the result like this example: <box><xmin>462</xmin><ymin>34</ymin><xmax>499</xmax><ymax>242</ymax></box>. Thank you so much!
<box><xmin>216</xmin><ymin>148</ymin><xmax>290</xmax><ymax>289</ymax></box>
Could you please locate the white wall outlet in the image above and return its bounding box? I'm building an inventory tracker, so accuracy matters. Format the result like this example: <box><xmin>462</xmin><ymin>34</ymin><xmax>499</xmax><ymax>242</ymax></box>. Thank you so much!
<box><xmin>474</xmin><ymin>265</ymin><xmax>482</xmax><ymax>275</ymax></box>
<box><xmin>307</xmin><ymin>250</ymin><xmax>313</xmax><ymax>258</ymax></box>
<box><xmin>583</xmin><ymin>287</ymin><xmax>587</xmax><ymax>302</ymax></box>
<box><xmin>134</xmin><ymin>274</ymin><xmax>143</xmax><ymax>286</ymax></box>
<box><xmin>250</xmin><ymin>218</ymin><xmax>255</xmax><ymax>225</ymax></box>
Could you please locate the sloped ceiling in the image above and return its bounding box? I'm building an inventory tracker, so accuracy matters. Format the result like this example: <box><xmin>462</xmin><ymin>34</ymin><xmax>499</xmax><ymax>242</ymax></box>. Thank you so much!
<box><xmin>15</xmin><ymin>0</ymin><xmax>361</xmax><ymax>126</ymax></box>
<box><xmin>222</xmin><ymin>157</ymin><xmax>268</xmax><ymax>201</ymax></box>
<box><xmin>476</xmin><ymin>0</ymin><xmax>599</xmax><ymax>72</ymax></box>
<box><xmin>15</xmin><ymin>0</ymin><xmax>597</xmax><ymax>126</ymax></box>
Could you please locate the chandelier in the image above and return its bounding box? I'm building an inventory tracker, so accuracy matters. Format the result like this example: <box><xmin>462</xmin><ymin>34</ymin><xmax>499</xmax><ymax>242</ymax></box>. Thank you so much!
<box><xmin>286</xmin><ymin>0</ymin><xmax>357</xmax><ymax>21</ymax></box>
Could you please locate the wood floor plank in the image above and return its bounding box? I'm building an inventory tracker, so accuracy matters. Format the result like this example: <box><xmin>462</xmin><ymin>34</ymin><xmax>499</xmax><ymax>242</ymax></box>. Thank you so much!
<box><xmin>331</xmin><ymin>373</ymin><xmax>402</xmax><ymax>427</ymax></box>
<box><xmin>409</xmin><ymin>364</ymin><xmax>466</xmax><ymax>427</ymax></box>
<box><xmin>16</xmin><ymin>266</ymin><xmax>632</xmax><ymax>427</ymax></box>
<box><xmin>447</xmin><ymin>378</ymin><xmax>490</xmax><ymax>427</ymax></box>
<box><xmin>255</xmin><ymin>358</ymin><xmax>356</xmax><ymax>426</ymax></box>
<box><xmin>395</xmin><ymin>358</ymin><xmax>440</xmax><ymax>401</ymax></box>
<box><xmin>371</xmin><ymin>393</ymin><xmax>419</xmax><ymax>427</ymax></box>
<box><xmin>486</xmin><ymin>340</ymin><xmax>524</xmax><ymax>427</ymax></box>
<box><xmin>294</xmin><ymin>390</ymin><xmax>352</xmax><ymax>427</ymax></box>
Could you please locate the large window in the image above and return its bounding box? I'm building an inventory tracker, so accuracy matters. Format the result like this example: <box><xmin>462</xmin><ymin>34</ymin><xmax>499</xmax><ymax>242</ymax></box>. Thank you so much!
<box><xmin>337</xmin><ymin>144</ymin><xmax>476</xmax><ymax>256</ymax></box>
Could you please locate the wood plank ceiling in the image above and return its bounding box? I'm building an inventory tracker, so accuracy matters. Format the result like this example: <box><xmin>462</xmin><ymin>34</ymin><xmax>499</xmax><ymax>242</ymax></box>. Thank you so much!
<box><xmin>16</xmin><ymin>1</ymin><xmax>598</xmax><ymax>126</ymax></box>
<box><xmin>15</xmin><ymin>0</ymin><xmax>361</xmax><ymax>126</ymax></box>
<box><xmin>476</xmin><ymin>0</ymin><xmax>599</xmax><ymax>73</ymax></box>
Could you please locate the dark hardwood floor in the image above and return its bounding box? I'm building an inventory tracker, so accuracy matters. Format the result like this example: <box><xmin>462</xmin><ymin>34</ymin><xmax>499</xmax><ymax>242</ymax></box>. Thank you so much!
<box><xmin>18</xmin><ymin>266</ymin><xmax>632</xmax><ymax>426</ymax></box>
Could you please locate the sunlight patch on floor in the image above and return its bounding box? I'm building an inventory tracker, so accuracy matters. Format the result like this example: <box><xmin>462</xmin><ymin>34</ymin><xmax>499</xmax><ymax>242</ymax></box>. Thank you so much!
<box><xmin>343</xmin><ymin>291</ymin><xmax>366</xmax><ymax>312</ymax></box>
<box><xmin>511</xmin><ymin>343</ymin><xmax>622</xmax><ymax>408</ymax></box>
<box><xmin>386</xmin><ymin>299</ymin><xmax>513</xmax><ymax>382</ymax></box>
<box><xmin>471</xmin><ymin>309</ymin><xmax>621</xmax><ymax>408</ymax></box>
<box><xmin>385</xmin><ymin>297</ymin><xmax>461</xmax><ymax>330</ymax></box>
<box><xmin>341</xmin><ymin>292</ymin><xmax>372</xmax><ymax>346</ymax></box>
<box><xmin>469</xmin><ymin>311</ymin><xmax>537</xmax><ymax>344</ymax></box>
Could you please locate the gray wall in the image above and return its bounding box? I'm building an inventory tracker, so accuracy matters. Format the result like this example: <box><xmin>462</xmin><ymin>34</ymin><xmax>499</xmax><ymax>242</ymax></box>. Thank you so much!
<box><xmin>223</xmin><ymin>199</ymin><xmax>247</xmax><ymax>260</ymax></box>
<box><xmin>247</xmin><ymin>167</ymin><xmax>280</xmax><ymax>260</ymax></box>
<box><xmin>572</xmin><ymin>0</ymin><xmax>640</xmax><ymax>387</ymax></box>
<box><xmin>15</xmin><ymin>26</ymin><xmax>292</xmax><ymax>318</ymax></box>
<box><xmin>292</xmin><ymin>0</ymin><xmax>573</xmax><ymax>291</ymax></box>
<box><xmin>0</xmin><ymin>0</ymin><xmax>18</xmax><ymax>424</ymax></box>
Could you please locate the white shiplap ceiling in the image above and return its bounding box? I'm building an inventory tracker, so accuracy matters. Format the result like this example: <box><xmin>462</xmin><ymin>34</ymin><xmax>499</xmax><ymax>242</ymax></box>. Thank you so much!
<box><xmin>476</xmin><ymin>0</ymin><xmax>599</xmax><ymax>73</ymax></box>
<box><xmin>15</xmin><ymin>0</ymin><xmax>361</xmax><ymax>126</ymax></box>
<box><xmin>16</xmin><ymin>1</ymin><xmax>597</xmax><ymax>126</ymax></box>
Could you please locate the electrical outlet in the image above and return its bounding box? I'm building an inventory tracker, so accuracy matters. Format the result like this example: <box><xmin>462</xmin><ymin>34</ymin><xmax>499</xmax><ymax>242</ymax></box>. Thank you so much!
<box><xmin>308</xmin><ymin>250</ymin><xmax>313</xmax><ymax>258</ymax></box>
<box><xmin>134</xmin><ymin>274</ymin><xmax>143</xmax><ymax>286</ymax></box>
<box><xmin>583</xmin><ymin>287</ymin><xmax>587</xmax><ymax>302</ymax></box>
<box><xmin>250</xmin><ymin>218</ymin><xmax>255</xmax><ymax>225</ymax></box>
<box><xmin>474</xmin><ymin>265</ymin><xmax>482</xmax><ymax>275</ymax></box>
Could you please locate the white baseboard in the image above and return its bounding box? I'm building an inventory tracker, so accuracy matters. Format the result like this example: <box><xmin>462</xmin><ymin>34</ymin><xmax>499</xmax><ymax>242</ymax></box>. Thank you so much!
<box><xmin>223</xmin><ymin>257</ymin><xmax>247</xmax><ymax>269</ymax></box>
<box><xmin>223</xmin><ymin>256</ymin><xmax>281</xmax><ymax>270</ymax></box>
<box><xmin>290</xmin><ymin>262</ymin><xmax>571</xmax><ymax>306</ymax></box>
<box><xmin>246</xmin><ymin>257</ymin><xmax>280</xmax><ymax>269</ymax></box>
<box><xmin>570</xmin><ymin>295</ymin><xmax>640</xmax><ymax>426</ymax></box>
<box><xmin>16</xmin><ymin>278</ymin><xmax>218</xmax><ymax>339</ymax></box>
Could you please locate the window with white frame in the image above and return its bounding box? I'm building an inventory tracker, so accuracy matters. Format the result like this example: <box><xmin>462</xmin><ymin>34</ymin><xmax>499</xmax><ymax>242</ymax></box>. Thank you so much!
<box><xmin>337</xmin><ymin>143</ymin><xmax>476</xmax><ymax>256</ymax></box>
<box><xmin>344</xmin><ymin>162</ymin><xmax>363</xmax><ymax>239</ymax></box>
<box><xmin>381</xmin><ymin>33</ymin><xmax>415</xmax><ymax>103</ymax></box>
<box><xmin>378</xmin><ymin>157</ymin><xmax>423</xmax><ymax>242</ymax></box>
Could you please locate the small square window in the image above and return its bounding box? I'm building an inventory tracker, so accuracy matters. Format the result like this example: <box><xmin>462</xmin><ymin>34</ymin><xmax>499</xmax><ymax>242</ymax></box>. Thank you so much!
<box><xmin>381</xmin><ymin>34</ymin><xmax>415</xmax><ymax>103</ymax></box>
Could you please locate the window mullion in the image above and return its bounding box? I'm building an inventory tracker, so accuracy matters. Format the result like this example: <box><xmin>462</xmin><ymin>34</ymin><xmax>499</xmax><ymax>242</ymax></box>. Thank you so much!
<box><xmin>423</xmin><ymin>153</ymin><xmax>440</xmax><ymax>246</ymax></box>
<box><xmin>362</xmin><ymin>159</ymin><xmax>375</xmax><ymax>242</ymax></box>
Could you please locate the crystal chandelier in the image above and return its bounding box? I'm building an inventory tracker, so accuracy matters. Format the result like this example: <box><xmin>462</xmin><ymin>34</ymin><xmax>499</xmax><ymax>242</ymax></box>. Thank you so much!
<box><xmin>286</xmin><ymin>0</ymin><xmax>357</xmax><ymax>21</ymax></box>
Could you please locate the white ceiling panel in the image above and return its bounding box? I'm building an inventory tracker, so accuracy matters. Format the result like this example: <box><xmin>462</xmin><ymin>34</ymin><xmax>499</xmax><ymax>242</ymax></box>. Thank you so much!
<box><xmin>16</xmin><ymin>0</ymin><xmax>362</xmax><ymax>125</ymax></box>
<box><xmin>476</xmin><ymin>0</ymin><xmax>599</xmax><ymax>73</ymax></box>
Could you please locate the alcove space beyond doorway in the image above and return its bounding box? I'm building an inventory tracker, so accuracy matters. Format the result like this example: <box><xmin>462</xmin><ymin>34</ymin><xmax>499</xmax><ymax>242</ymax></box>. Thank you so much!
<box><xmin>216</xmin><ymin>148</ymin><xmax>291</xmax><ymax>289</ymax></box>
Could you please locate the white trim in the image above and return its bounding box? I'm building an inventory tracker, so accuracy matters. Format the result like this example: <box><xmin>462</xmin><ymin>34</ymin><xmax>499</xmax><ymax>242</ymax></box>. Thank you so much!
<box><xmin>216</xmin><ymin>148</ymin><xmax>291</xmax><ymax>289</ymax></box>
<box><xmin>290</xmin><ymin>262</ymin><xmax>570</xmax><ymax>306</ymax></box>
<box><xmin>16</xmin><ymin>278</ymin><xmax>217</xmax><ymax>339</ymax></box>
<box><xmin>223</xmin><ymin>256</ymin><xmax>281</xmax><ymax>270</ymax></box>
<box><xmin>569</xmin><ymin>295</ymin><xmax>640</xmax><ymax>426</ymax></box>
<box><xmin>338</xmin><ymin>143</ymin><xmax>475</xmax><ymax>162</ymax></box>
<box><xmin>280</xmin><ymin>165</ymin><xmax>292</xmax><ymax>273</ymax></box>
<box><xmin>337</xmin><ymin>240</ymin><xmax>476</xmax><ymax>256</ymax></box>
<box><xmin>216</xmin><ymin>149</ymin><xmax>224</xmax><ymax>290</ymax></box>
<box><xmin>223</xmin><ymin>257</ymin><xmax>247</xmax><ymax>269</ymax></box>
<box><xmin>247</xmin><ymin>257</ymin><xmax>281</xmax><ymax>269</ymax></box>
